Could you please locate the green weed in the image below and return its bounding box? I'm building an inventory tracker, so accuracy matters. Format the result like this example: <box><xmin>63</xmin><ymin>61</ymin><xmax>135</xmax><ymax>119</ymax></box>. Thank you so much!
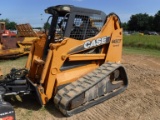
<box><xmin>123</xmin><ymin>35</ymin><xmax>160</xmax><ymax>50</ymax></box>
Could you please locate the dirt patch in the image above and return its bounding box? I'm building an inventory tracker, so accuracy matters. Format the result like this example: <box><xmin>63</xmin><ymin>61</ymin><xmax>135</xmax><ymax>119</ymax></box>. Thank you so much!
<box><xmin>0</xmin><ymin>54</ymin><xmax>160</xmax><ymax>120</ymax></box>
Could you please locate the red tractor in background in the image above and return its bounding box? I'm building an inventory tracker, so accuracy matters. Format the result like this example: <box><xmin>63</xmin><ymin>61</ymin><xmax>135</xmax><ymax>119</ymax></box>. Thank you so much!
<box><xmin>0</xmin><ymin>22</ymin><xmax>16</xmax><ymax>37</ymax></box>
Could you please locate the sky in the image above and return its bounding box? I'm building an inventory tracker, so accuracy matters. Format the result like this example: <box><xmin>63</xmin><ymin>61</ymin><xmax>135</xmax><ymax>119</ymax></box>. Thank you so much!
<box><xmin>1</xmin><ymin>0</ymin><xmax>160</xmax><ymax>27</ymax></box>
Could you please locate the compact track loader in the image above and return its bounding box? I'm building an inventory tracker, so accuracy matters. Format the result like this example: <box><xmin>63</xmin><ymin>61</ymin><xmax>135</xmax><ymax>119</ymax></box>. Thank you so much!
<box><xmin>0</xmin><ymin>5</ymin><xmax>128</xmax><ymax>119</ymax></box>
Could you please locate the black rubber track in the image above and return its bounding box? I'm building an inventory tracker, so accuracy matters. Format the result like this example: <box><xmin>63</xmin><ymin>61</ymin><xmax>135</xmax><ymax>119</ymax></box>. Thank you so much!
<box><xmin>54</xmin><ymin>62</ymin><xmax>128</xmax><ymax>116</ymax></box>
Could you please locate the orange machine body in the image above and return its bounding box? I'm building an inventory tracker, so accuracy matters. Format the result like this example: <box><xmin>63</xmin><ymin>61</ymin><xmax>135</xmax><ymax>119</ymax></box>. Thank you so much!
<box><xmin>26</xmin><ymin>13</ymin><xmax>123</xmax><ymax>104</ymax></box>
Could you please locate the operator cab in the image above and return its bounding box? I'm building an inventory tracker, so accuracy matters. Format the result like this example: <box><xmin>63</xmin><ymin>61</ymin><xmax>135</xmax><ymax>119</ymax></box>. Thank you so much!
<box><xmin>45</xmin><ymin>5</ymin><xmax>106</xmax><ymax>42</ymax></box>
<box><xmin>43</xmin><ymin>5</ymin><xmax>106</xmax><ymax>57</ymax></box>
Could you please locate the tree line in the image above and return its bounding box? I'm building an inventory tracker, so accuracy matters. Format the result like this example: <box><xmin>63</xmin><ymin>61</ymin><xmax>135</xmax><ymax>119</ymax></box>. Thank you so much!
<box><xmin>0</xmin><ymin>18</ymin><xmax>47</xmax><ymax>30</ymax></box>
<box><xmin>0</xmin><ymin>19</ymin><xmax>17</xmax><ymax>30</ymax></box>
<box><xmin>122</xmin><ymin>10</ymin><xmax>160</xmax><ymax>32</ymax></box>
<box><xmin>1</xmin><ymin>10</ymin><xmax>160</xmax><ymax>32</ymax></box>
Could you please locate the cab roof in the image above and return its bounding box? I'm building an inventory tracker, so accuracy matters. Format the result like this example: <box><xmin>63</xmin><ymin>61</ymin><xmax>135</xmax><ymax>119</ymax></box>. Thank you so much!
<box><xmin>45</xmin><ymin>5</ymin><xmax>106</xmax><ymax>16</ymax></box>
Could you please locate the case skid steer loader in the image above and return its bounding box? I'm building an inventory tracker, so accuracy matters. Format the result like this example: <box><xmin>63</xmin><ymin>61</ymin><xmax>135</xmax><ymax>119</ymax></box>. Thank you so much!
<box><xmin>0</xmin><ymin>5</ymin><xmax>128</xmax><ymax>119</ymax></box>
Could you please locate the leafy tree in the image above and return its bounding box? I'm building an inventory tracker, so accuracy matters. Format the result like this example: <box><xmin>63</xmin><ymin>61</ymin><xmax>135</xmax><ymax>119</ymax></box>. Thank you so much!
<box><xmin>153</xmin><ymin>10</ymin><xmax>160</xmax><ymax>32</ymax></box>
<box><xmin>0</xmin><ymin>18</ymin><xmax>9</xmax><ymax>23</ymax></box>
<box><xmin>148</xmin><ymin>16</ymin><xmax>154</xmax><ymax>31</ymax></box>
<box><xmin>121</xmin><ymin>22</ymin><xmax>128</xmax><ymax>31</ymax></box>
<box><xmin>43</xmin><ymin>22</ymin><xmax>50</xmax><ymax>30</ymax></box>
<box><xmin>128</xmin><ymin>13</ymin><xmax>151</xmax><ymax>31</ymax></box>
<box><xmin>6</xmin><ymin>21</ymin><xmax>17</xmax><ymax>30</ymax></box>
<box><xmin>32</xmin><ymin>27</ymin><xmax>42</xmax><ymax>29</ymax></box>
<box><xmin>0</xmin><ymin>19</ymin><xmax>17</xmax><ymax>30</ymax></box>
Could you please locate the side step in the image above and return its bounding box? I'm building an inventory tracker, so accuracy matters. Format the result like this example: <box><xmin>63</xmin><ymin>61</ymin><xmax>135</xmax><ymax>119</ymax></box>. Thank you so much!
<box><xmin>54</xmin><ymin>63</ymin><xmax>128</xmax><ymax>116</ymax></box>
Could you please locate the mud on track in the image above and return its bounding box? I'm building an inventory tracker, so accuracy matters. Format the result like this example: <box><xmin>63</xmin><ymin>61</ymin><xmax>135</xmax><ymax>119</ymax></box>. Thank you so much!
<box><xmin>0</xmin><ymin>54</ymin><xmax>160</xmax><ymax>120</ymax></box>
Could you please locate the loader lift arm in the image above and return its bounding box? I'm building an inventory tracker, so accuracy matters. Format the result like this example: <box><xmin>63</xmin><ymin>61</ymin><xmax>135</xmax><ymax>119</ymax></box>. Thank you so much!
<box><xmin>0</xmin><ymin>5</ymin><xmax>128</xmax><ymax>119</ymax></box>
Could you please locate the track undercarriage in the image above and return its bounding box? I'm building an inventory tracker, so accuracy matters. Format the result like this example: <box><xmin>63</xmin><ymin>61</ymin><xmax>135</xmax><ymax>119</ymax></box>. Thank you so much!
<box><xmin>0</xmin><ymin>63</ymin><xmax>128</xmax><ymax>118</ymax></box>
<box><xmin>54</xmin><ymin>63</ymin><xmax>128</xmax><ymax>116</ymax></box>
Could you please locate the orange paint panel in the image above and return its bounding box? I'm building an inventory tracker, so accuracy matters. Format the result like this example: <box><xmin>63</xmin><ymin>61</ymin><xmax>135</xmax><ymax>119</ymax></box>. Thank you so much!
<box><xmin>105</xmin><ymin>29</ymin><xmax>123</xmax><ymax>63</ymax></box>
<box><xmin>56</xmin><ymin>64</ymin><xmax>98</xmax><ymax>87</ymax></box>
<box><xmin>69</xmin><ymin>54</ymin><xmax>105</xmax><ymax>61</ymax></box>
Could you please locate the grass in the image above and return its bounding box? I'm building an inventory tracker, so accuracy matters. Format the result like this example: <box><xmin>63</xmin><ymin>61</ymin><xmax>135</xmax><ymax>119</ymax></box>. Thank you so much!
<box><xmin>0</xmin><ymin>56</ymin><xmax>27</xmax><ymax>75</ymax></box>
<box><xmin>123</xmin><ymin>47</ymin><xmax>160</xmax><ymax>58</ymax></box>
<box><xmin>123</xmin><ymin>34</ymin><xmax>160</xmax><ymax>58</ymax></box>
<box><xmin>123</xmin><ymin>35</ymin><xmax>160</xmax><ymax>50</ymax></box>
